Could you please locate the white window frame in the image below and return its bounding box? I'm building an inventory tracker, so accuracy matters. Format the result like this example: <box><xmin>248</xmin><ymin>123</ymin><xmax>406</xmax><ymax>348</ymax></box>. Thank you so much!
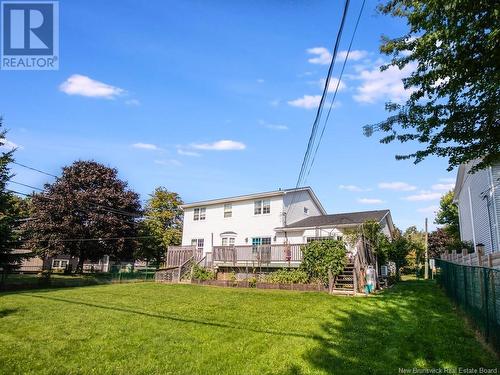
<box><xmin>224</xmin><ymin>203</ymin><xmax>232</xmax><ymax>218</ymax></box>
<box><xmin>254</xmin><ymin>199</ymin><xmax>271</xmax><ymax>215</ymax></box>
<box><xmin>191</xmin><ymin>238</ymin><xmax>204</xmax><ymax>250</ymax></box>
<box><xmin>221</xmin><ymin>237</ymin><xmax>235</xmax><ymax>246</ymax></box>
<box><xmin>263</xmin><ymin>199</ymin><xmax>270</xmax><ymax>214</ymax></box>
<box><xmin>254</xmin><ymin>200</ymin><xmax>262</xmax><ymax>215</ymax></box>
<box><xmin>52</xmin><ymin>259</ymin><xmax>69</xmax><ymax>269</ymax></box>
<box><xmin>193</xmin><ymin>207</ymin><xmax>206</xmax><ymax>221</ymax></box>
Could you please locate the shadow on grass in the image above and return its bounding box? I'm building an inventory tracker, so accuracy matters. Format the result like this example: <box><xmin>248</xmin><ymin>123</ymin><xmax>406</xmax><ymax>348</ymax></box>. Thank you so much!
<box><xmin>0</xmin><ymin>308</ymin><xmax>19</xmax><ymax>318</ymax></box>
<box><xmin>297</xmin><ymin>280</ymin><xmax>500</xmax><ymax>375</ymax></box>
<box><xmin>20</xmin><ymin>293</ymin><xmax>327</xmax><ymax>342</ymax></box>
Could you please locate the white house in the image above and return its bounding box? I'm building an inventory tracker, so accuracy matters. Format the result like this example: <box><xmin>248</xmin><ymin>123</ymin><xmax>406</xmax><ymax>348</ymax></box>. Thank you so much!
<box><xmin>454</xmin><ymin>160</ymin><xmax>500</xmax><ymax>254</ymax></box>
<box><xmin>181</xmin><ymin>187</ymin><xmax>326</xmax><ymax>252</ymax></box>
<box><xmin>179</xmin><ymin>187</ymin><xmax>394</xmax><ymax>268</ymax></box>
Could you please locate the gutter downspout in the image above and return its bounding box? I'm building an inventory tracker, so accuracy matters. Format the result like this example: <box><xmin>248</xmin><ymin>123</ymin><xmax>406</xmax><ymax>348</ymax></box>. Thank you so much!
<box><xmin>488</xmin><ymin>167</ymin><xmax>500</xmax><ymax>252</ymax></box>
<box><xmin>468</xmin><ymin>186</ymin><xmax>477</xmax><ymax>248</ymax></box>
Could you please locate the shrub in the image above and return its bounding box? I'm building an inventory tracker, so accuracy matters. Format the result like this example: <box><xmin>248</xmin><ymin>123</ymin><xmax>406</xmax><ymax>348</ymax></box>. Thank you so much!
<box><xmin>191</xmin><ymin>265</ymin><xmax>215</xmax><ymax>281</ymax></box>
<box><xmin>300</xmin><ymin>239</ymin><xmax>347</xmax><ymax>285</ymax></box>
<box><xmin>264</xmin><ymin>269</ymin><xmax>309</xmax><ymax>284</ymax></box>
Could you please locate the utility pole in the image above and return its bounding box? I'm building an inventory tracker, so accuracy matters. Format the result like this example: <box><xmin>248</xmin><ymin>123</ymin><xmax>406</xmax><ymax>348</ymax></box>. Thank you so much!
<box><xmin>424</xmin><ymin>217</ymin><xmax>429</xmax><ymax>280</ymax></box>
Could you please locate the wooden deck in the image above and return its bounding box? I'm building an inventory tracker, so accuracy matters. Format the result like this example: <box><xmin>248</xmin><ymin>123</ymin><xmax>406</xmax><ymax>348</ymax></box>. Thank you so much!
<box><xmin>212</xmin><ymin>244</ymin><xmax>303</xmax><ymax>268</ymax></box>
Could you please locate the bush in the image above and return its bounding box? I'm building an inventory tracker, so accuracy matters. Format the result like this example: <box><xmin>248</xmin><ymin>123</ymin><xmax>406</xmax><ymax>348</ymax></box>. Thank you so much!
<box><xmin>264</xmin><ymin>269</ymin><xmax>309</xmax><ymax>284</ymax></box>
<box><xmin>191</xmin><ymin>265</ymin><xmax>215</xmax><ymax>281</ymax></box>
<box><xmin>300</xmin><ymin>239</ymin><xmax>347</xmax><ymax>285</ymax></box>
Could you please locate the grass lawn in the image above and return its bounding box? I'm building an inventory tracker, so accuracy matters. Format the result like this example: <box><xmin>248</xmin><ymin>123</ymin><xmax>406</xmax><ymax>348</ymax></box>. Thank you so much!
<box><xmin>1</xmin><ymin>280</ymin><xmax>498</xmax><ymax>374</ymax></box>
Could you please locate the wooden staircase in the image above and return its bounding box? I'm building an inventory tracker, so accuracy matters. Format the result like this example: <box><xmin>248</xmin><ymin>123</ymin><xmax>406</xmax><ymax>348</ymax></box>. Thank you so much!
<box><xmin>332</xmin><ymin>262</ymin><xmax>355</xmax><ymax>295</ymax></box>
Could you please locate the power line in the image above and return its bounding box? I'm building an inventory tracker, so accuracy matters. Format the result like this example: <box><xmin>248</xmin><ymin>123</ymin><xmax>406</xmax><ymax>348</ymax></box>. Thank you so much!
<box><xmin>11</xmin><ymin>161</ymin><xmax>58</xmax><ymax>178</ymax></box>
<box><xmin>12</xmin><ymin>235</ymin><xmax>156</xmax><ymax>244</ymax></box>
<box><xmin>10</xmin><ymin>180</ymin><xmax>44</xmax><ymax>192</ymax></box>
<box><xmin>296</xmin><ymin>0</ymin><xmax>351</xmax><ymax>190</ymax></box>
<box><xmin>286</xmin><ymin>0</ymin><xmax>351</xmax><ymax>220</ymax></box>
<box><xmin>305</xmin><ymin>0</ymin><xmax>366</xmax><ymax>180</ymax></box>
<box><xmin>6</xmin><ymin>188</ymin><xmax>141</xmax><ymax>225</ymax></box>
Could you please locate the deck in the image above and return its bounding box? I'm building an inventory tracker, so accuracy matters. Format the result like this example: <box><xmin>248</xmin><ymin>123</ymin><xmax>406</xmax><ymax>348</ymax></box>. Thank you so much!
<box><xmin>212</xmin><ymin>244</ymin><xmax>303</xmax><ymax>268</ymax></box>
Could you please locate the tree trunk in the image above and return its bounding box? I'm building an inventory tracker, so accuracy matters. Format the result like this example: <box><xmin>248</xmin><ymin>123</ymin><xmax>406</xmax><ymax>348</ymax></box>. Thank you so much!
<box><xmin>77</xmin><ymin>249</ymin><xmax>85</xmax><ymax>274</ymax></box>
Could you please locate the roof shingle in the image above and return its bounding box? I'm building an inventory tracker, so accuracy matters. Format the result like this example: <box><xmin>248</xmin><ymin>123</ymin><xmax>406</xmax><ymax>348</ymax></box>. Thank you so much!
<box><xmin>284</xmin><ymin>209</ymin><xmax>390</xmax><ymax>228</ymax></box>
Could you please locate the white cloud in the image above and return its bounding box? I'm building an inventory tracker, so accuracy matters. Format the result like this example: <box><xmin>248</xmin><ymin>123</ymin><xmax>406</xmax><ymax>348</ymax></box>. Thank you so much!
<box><xmin>259</xmin><ymin>120</ymin><xmax>288</xmax><ymax>131</ymax></box>
<box><xmin>378</xmin><ymin>181</ymin><xmax>417</xmax><ymax>191</ymax></box>
<box><xmin>288</xmin><ymin>95</ymin><xmax>321</xmax><ymax>109</ymax></box>
<box><xmin>267</xmin><ymin>124</ymin><xmax>288</xmax><ymax>131</ymax></box>
<box><xmin>191</xmin><ymin>140</ymin><xmax>246</xmax><ymax>151</ymax></box>
<box><xmin>317</xmin><ymin>77</ymin><xmax>346</xmax><ymax>92</ymax></box>
<box><xmin>417</xmin><ymin>205</ymin><xmax>439</xmax><ymax>214</ymax></box>
<box><xmin>307</xmin><ymin>47</ymin><xmax>331</xmax><ymax>65</ymax></box>
<box><xmin>432</xmin><ymin>183</ymin><xmax>455</xmax><ymax>191</ymax></box>
<box><xmin>59</xmin><ymin>74</ymin><xmax>125</xmax><ymax>99</ymax></box>
<box><xmin>352</xmin><ymin>62</ymin><xmax>416</xmax><ymax>104</ymax></box>
<box><xmin>270</xmin><ymin>99</ymin><xmax>281</xmax><ymax>107</ymax></box>
<box><xmin>154</xmin><ymin>159</ymin><xmax>181</xmax><ymax>167</ymax></box>
<box><xmin>257</xmin><ymin>78</ymin><xmax>265</xmax><ymax>83</ymax></box>
<box><xmin>177</xmin><ymin>148</ymin><xmax>201</xmax><ymax>157</ymax></box>
<box><xmin>403</xmin><ymin>191</ymin><xmax>443</xmax><ymax>201</ymax></box>
<box><xmin>125</xmin><ymin>99</ymin><xmax>140</xmax><ymax>106</ymax></box>
<box><xmin>0</xmin><ymin>139</ymin><xmax>22</xmax><ymax>150</ymax></box>
<box><xmin>132</xmin><ymin>143</ymin><xmax>159</xmax><ymax>150</ymax></box>
<box><xmin>339</xmin><ymin>184</ymin><xmax>370</xmax><ymax>192</ymax></box>
<box><xmin>439</xmin><ymin>177</ymin><xmax>455</xmax><ymax>183</ymax></box>
<box><xmin>358</xmin><ymin>198</ymin><xmax>384</xmax><ymax>204</ymax></box>
<box><xmin>337</xmin><ymin>50</ymin><xmax>368</xmax><ymax>61</ymax></box>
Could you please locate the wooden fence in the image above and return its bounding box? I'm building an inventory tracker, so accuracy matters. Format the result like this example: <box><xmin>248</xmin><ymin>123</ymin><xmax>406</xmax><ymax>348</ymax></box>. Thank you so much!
<box><xmin>440</xmin><ymin>249</ymin><xmax>500</xmax><ymax>269</ymax></box>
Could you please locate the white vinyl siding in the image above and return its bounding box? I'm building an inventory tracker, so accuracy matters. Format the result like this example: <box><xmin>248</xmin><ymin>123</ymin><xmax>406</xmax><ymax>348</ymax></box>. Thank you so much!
<box><xmin>456</xmin><ymin>162</ymin><xmax>499</xmax><ymax>254</ymax></box>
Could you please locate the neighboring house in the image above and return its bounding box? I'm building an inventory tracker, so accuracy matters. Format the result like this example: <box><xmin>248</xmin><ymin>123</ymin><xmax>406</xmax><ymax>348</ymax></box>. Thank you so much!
<box><xmin>454</xmin><ymin>160</ymin><xmax>500</xmax><ymax>254</ymax></box>
<box><xmin>178</xmin><ymin>187</ymin><xmax>394</xmax><ymax>271</ymax></box>
<box><xmin>12</xmin><ymin>252</ymin><xmax>145</xmax><ymax>273</ymax></box>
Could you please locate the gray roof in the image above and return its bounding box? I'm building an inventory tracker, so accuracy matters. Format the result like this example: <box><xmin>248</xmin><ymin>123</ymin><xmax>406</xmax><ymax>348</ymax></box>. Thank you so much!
<box><xmin>284</xmin><ymin>209</ymin><xmax>390</xmax><ymax>229</ymax></box>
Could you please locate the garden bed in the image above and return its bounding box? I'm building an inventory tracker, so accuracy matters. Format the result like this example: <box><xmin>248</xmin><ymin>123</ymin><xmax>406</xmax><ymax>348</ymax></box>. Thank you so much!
<box><xmin>191</xmin><ymin>279</ymin><xmax>327</xmax><ymax>292</ymax></box>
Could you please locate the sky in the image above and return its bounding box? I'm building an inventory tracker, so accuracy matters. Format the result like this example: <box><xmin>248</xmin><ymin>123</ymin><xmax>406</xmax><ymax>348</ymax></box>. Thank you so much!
<box><xmin>0</xmin><ymin>0</ymin><xmax>456</xmax><ymax>230</ymax></box>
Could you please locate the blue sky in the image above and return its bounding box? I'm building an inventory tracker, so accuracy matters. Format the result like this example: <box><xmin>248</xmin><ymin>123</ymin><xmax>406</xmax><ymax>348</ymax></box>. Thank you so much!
<box><xmin>0</xmin><ymin>0</ymin><xmax>456</xmax><ymax>230</ymax></box>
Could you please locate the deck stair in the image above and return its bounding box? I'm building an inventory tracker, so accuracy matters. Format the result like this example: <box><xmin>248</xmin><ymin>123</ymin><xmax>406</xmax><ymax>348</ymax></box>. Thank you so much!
<box><xmin>332</xmin><ymin>262</ymin><xmax>355</xmax><ymax>294</ymax></box>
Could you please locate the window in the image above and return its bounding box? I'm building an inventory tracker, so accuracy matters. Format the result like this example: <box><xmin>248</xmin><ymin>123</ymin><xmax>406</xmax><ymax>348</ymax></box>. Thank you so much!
<box><xmin>252</xmin><ymin>237</ymin><xmax>271</xmax><ymax>247</ymax></box>
<box><xmin>224</xmin><ymin>203</ymin><xmax>232</xmax><ymax>218</ymax></box>
<box><xmin>191</xmin><ymin>238</ymin><xmax>204</xmax><ymax>250</ymax></box>
<box><xmin>254</xmin><ymin>199</ymin><xmax>270</xmax><ymax>215</ymax></box>
<box><xmin>221</xmin><ymin>237</ymin><xmax>235</xmax><ymax>246</ymax></box>
<box><xmin>193</xmin><ymin>207</ymin><xmax>206</xmax><ymax>221</ymax></box>
<box><xmin>263</xmin><ymin>199</ymin><xmax>270</xmax><ymax>214</ymax></box>
<box><xmin>52</xmin><ymin>259</ymin><xmax>69</xmax><ymax>269</ymax></box>
<box><xmin>304</xmin><ymin>207</ymin><xmax>309</xmax><ymax>215</ymax></box>
<box><xmin>254</xmin><ymin>200</ymin><xmax>262</xmax><ymax>215</ymax></box>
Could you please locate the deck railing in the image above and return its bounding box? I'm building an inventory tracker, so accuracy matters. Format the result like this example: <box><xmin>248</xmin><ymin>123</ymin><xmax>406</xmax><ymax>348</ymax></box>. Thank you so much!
<box><xmin>165</xmin><ymin>246</ymin><xmax>203</xmax><ymax>267</ymax></box>
<box><xmin>212</xmin><ymin>244</ymin><xmax>303</xmax><ymax>265</ymax></box>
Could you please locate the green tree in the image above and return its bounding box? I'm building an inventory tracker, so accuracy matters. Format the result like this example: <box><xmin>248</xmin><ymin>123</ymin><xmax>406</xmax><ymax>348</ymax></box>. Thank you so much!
<box><xmin>403</xmin><ymin>226</ymin><xmax>425</xmax><ymax>272</ymax></box>
<box><xmin>135</xmin><ymin>187</ymin><xmax>183</xmax><ymax>267</ymax></box>
<box><xmin>366</xmin><ymin>0</ymin><xmax>500</xmax><ymax>171</ymax></box>
<box><xmin>23</xmin><ymin>161</ymin><xmax>141</xmax><ymax>272</ymax></box>
<box><xmin>300</xmin><ymin>239</ymin><xmax>347</xmax><ymax>285</ymax></box>
<box><xmin>0</xmin><ymin>119</ymin><xmax>19</xmax><ymax>271</ymax></box>
<box><xmin>387</xmin><ymin>230</ymin><xmax>412</xmax><ymax>280</ymax></box>
<box><xmin>435</xmin><ymin>190</ymin><xmax>460</xmax><ymax>240</ymax></box>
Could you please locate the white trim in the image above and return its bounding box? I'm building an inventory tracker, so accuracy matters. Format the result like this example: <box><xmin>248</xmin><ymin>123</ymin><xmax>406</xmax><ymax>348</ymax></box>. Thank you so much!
<box><xmin>467</xmin><ymin>186</ymin><xmax>477</xmax><ymax>248</ymax></box>
<box><xmin>488</xmin><ymin>167</ymin><xmax>500</xmax><ymax>252</ymax></box>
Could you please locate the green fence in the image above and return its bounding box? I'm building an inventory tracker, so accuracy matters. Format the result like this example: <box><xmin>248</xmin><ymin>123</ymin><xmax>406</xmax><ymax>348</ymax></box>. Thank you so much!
<box><xmin>0</xmin><ymin>269</ymin><xmax>157</xmax><ymax>291</ymax></box>
<box><xmin>435</xmin><ymin>259</ymin><xmax>500</xmax><ymax>354</ymax></box>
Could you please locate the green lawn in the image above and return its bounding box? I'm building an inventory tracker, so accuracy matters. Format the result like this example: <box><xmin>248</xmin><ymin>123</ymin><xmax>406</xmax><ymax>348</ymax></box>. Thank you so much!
<box><xmin>1</xmin><ymin>280</ymin><xmax>498</xmax><ymax>374</ymax></box>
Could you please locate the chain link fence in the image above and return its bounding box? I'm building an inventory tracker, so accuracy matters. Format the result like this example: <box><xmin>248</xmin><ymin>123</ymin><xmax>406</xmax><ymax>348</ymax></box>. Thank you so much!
<box><xmin>0</xmin><ymin>268</ymin><xmax>157</xmax><ymax>291</ymax></box>
<box><xmin>435</xmin><ymin>258</ymin><xmax>500</xmax><ymax>354</ymax></box>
